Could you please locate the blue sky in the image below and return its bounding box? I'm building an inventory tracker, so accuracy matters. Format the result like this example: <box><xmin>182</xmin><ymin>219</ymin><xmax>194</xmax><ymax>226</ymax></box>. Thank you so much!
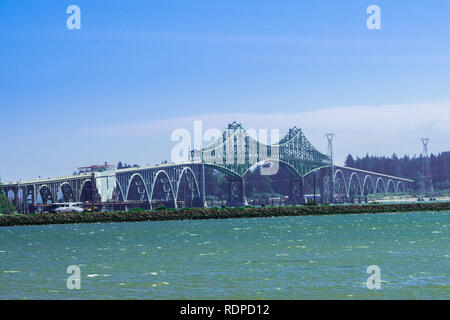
<box><xmin>1</xmin><ymin>1</ymin><xmax>450</xmax><ymax>181</ymax></box>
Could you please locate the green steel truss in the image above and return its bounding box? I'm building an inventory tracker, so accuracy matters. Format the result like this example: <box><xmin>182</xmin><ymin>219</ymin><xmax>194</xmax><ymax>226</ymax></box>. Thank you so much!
<box><xmin>190</xmin><ymin>122</ymin><xmax>331</xmax><ymax>177</ymax></box>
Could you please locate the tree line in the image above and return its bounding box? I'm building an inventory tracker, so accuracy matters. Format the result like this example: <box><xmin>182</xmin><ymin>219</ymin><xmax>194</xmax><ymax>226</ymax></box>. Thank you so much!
<box><xmin>344</xmin><ymin>151</ymin><xmax>450</xmax><ymax>190</ymax></box>
<box><xmin>117</xmin><ymin>162</ymin><xmax>140</xmax><ymax>169</ymax></box>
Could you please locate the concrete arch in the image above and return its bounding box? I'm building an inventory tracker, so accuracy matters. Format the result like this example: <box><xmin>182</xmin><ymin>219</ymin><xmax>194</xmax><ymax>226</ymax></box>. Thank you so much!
<box><xmin>58</xmin><ymin>182</ymin><xmax>76</xmax><ymax>202</ymax></box>
<box><xmin>334</xmin><ymin>169</ymin><xmax>348</xmax><ymax>195</ymax></box>
<box><xmin>149</xmin><ymin>170</ymin><xmax>176</xmax><ymax>209</ymax></box>
<box><xmin>175</xmin><ymin>167</ymin><xmax>201</xmax><ymax>203</ymax></box>
<box><xmin>348</xmin><ymin>172</ymin><xmax>363</xmax><ymax>196</ymax></box>
<box><xmin>375</xmin><ymin>177</ymin><xmax>386</xmax><ymax>193</ymax></box>
<box><xmin>113</xmin><ymin>178</ymin><xmax>126</xmax><ymax>202</ymax></box>
<box><xmin>79</xmin><ymin>179</ymin><xmax>94</xmax><ymax>202</ymax></box>
<box><xmin>125</xmin><ymin>173</ymin><xmax>150</xmax><ymax>202</ymax></box>
<box><xmin>362</xmin><ymin>175</ymin><xmax>375</xmax><ymax>195</ymax></box>
<box><xmin>387</xmin><ymin>179</ymin><xmax>396</xmax><ymax>193</ymax></box>
<box><xmin>37</xmin><ymin>185</ymin><xmax>54</xmax><ymax>204</ymax></box>
<box><xmin>397</xmin><ymin>181</ymin><xmax>405</xmax><ymax>193</ymax></box>
<box><xmin>37</xmin><ymin>184</ymin><xmax>49</xmax><ymax>193</ymax></box>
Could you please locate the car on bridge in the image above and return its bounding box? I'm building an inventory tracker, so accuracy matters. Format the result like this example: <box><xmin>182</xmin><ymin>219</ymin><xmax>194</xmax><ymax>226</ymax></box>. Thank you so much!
<box><xmin>54</xmin><ymin>203</ymin><xmax>84</xmax><ymax>213</ymax></box>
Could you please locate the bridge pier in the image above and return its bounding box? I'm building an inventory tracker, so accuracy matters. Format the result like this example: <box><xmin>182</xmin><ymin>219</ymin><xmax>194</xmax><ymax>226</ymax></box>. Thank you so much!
<box><xmin>13</xmin><ymin>187</ymin><xmax>19</xmax><ymax>212</ymax></box>
<box><xmin>196</xmin><ymin>164</ymin><xmax>207</xmax><ymax>208</ymax></box>
<box><xmin>319</xmin><ymin>167</ymin><xmax>333</xmax><ymax>204</ymax></box>
<box><xmin>226</xmin><ymin>177</ymin><xmax>248</xmax><ymax>207</ymax></box>
<box><xmin>348</xmin><ymin>193</ymin><xmax>355</xmax><ymax>204</ymax></box>
<box><xmin>288</xmin><ymin>178</ymin><xmax>305</xmax><ymax>205</ymax></box>
<box><xmin>24</xmin><ymin>186</ymin><xmax>32</xmax><ymax>214</ymax></box>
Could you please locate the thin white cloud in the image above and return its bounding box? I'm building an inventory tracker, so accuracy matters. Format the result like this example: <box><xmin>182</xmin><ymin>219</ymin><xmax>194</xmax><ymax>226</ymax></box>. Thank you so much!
<box><xmin>79</xmin><ymin>101</ymin><xmax>450</xmax><ymax>164</ymax></box>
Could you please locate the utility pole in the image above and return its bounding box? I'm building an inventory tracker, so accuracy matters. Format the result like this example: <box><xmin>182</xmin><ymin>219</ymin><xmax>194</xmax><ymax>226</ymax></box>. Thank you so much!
<box><xmin>326</xmin><ymin>133</ymin><xmax>335</xmax><ymax>203</ymax></box>
<box><xmin>419</xmin><ymin>138</ymin><xmax>435</xmax><ymax>200</ymax></box>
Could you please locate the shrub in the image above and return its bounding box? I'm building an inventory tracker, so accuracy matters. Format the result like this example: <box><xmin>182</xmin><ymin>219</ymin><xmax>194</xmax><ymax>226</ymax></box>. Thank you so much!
<box><xmin>129</xmin><ymin>208</ymin><xmax>147</xmax><ymax>213</ymax></box>
<box><xmin>0</xmin><ymin>193</ymin><xmax>16</xmax><ymax>214</ymax></box>
<box><xmin>155</xmin><ymin>205</ymin><xmax>168</xmax><ymax>211</ymax></box>
<box><xmin>305</xmin><ymin>199</ymin><xmax>318</xmax><ymax>206</ymax></box>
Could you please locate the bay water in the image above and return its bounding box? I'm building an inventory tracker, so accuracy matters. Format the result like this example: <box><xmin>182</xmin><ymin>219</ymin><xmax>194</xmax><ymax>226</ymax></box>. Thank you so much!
<box><xmin>0</xmin><ymin>211</ymin><xmax>448</xmax><ymax>299</ymax></box>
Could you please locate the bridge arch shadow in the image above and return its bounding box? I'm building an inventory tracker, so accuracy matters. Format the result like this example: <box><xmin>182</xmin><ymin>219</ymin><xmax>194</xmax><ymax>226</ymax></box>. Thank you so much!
<box><xmin>79</xmin><ymin>179</ymin><xmax>100</xmax><ymax>203</ymax></box>
<box><xmin>112</xmin><ymin>178</ymin><xmax>126</xmax><ymax>202</ymax></box>
<box><xmin>348</xmin><ymin>172</ymin><xmax>363</xmax><ymax>202</ymax></box>
<box><xmin>387</xmin><ymin>179</ymin><xmax>396</xmax><ymax>193</ymax></box>
<box><xmin>58</xmin><ymin>183</ymin><xmax>76</xmax><ymax>203</ymax></box>
<box><xmin>38</xmin><ymin>185</ymin><xmax>54</xmax><ymax>205</ymax></box>
<box><xmin>175</xmin><ymin>167</ymin><xmax>201</xmax><ymax>208</ymax></box>
<box><xmin>397</xmin><ymin>181</ymin><xmax>405</xmax><ymax>193</ymax></box>
<box><xmin>126</xmin><ymin>173</ymin><xmax>150</xmax><ymax>209</ymax></box>
<box><xmin>362</xmin><ymin>175</ymin><xmax>375</xmax><ymax>195</ymax></box>
<box><xmin>149</xmin><ymin>170</ymin><xmax>176</xmax><ymax>209</ymax></box>
<box><xmin>375</xmin><ymin>177</ymin><xmax>386</xmax><ymax>194</ymax></box>
<box><xmin>333</xmin><ymin>169</ymin><xmax>348</xmax><ymax>202</ymax></box>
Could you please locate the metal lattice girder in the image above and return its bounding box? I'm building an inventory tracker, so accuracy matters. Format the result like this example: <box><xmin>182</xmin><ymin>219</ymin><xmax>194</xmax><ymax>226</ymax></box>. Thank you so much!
<box><xmin>190</xmin><ymin>122</ymin><xmax>331</xmax><ymax>177</ymax></box>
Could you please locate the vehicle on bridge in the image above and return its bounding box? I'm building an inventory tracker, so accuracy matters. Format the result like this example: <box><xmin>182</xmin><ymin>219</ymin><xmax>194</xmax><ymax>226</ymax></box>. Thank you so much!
<box><xmin>54</xmin><ymin>202</ymin><xmax>84</xmax><ymax>213</ymax></box>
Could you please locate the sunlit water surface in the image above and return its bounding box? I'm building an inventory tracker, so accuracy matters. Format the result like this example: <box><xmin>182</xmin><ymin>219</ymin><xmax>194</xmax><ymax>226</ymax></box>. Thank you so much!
<box><xmin>0</xmin><ymin>211</ymin><xmax>448</xmax><ymax>299</ymax></box>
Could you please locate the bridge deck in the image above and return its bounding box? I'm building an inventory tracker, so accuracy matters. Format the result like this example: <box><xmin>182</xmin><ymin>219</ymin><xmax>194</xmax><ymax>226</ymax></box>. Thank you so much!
<box><xmin>1</xmin><ymin>163</ymin><xmax>413</xmax><ymax>187</ymax></box>
<box><xmin>1</xmin><ymin>172</ymin><xmax>93</xmax><ymax>186</ymax></box>
<box><xmin>335</xmin><ymin>166</ymin><xmax>414</xmax><ymax>183</ymax></box>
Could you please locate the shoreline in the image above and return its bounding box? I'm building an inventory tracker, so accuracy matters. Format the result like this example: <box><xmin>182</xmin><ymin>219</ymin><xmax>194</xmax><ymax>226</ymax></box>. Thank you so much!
<box><xmin>373</xmin><ymin>196</ymin><xmax>450</xmax><ymax>203</ymax></box>
<box><xmin>1</xmin><ymin>202</ymin><xmax>449</xmax><ymax>227</ymax></box>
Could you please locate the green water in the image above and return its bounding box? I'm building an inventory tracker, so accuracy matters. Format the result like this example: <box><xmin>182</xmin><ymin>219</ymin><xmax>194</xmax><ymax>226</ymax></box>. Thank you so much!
<box><xmin>0</xmin><ymin>211</ymin><xmax>448</xmax><ymax>299</ymax></box>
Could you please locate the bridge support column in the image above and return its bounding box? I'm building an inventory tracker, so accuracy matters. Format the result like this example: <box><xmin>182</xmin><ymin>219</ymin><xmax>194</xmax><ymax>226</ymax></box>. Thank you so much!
<box><xmin>226</xmin><ymin>177</ymin><xmax>248</xmax><ymax>207</ymax></box>
<box><xmin>288</xmin><ymin>178</ymin><xmax>305</xmax><ymax>205</ymax></box>
<box><xmin>348</xmin><ymin>193</ymin><xmax>355</xmax><ymax>204</ymax></box>
<box><xmin>319</xmin><ymin>167</ymin><xmax>333</xmax><ymax>204</ymax></box>
<box><xmin>13</xmin><ymin>187</ymin><xmax>19</xmax><ymax>212</ymax></box>
<box><xmin>24</xmin><ymin>187</ymin><xmax>31</xmax><ymax>214</ymax></box>
<box><xmin>20</xmin><ymin>187</ymin><xmax>27</xmax><ymax>214</ymax></box>
<box><xmin>199</xmin><ymin>164</ymin><xmax>207</xmax><ymax>208</ymax></box>
<box><xmin>33</xmin><ymin>185</ymin><xmax>39</xmax><ymax>213</ymax></box>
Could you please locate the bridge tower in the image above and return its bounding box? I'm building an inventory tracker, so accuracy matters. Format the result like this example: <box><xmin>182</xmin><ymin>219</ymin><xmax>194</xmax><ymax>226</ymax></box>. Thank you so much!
<box><xmin>419</xmin><ymin>138</ymin><xmax>435</xmax><ymax>200</ymax></box>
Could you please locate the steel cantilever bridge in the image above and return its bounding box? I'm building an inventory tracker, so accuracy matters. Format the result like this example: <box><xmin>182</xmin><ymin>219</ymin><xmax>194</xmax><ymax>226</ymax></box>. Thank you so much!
<box><xmin>1</xmin><ymin>122</ymin><xmax>414</xmax><ymax>213</ymax></box>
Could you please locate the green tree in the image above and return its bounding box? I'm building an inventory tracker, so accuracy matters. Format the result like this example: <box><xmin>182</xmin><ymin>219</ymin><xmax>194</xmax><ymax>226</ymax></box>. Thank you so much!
<box><xmin>0</xmin><ymin>193</ymin><xmax>16</xmax><ymax>214</ymax></box>
<box><xmin>345</xmin><ymin>154</ymin><xmax>356</xmax><ymax>167</ymax></box>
